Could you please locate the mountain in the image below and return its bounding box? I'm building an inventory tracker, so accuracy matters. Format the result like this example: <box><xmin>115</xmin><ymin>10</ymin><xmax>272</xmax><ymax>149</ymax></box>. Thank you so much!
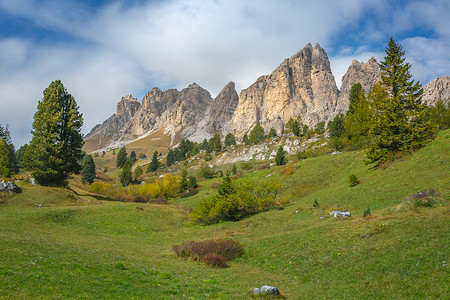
<box><xmin>84</xmin><ymin>43</ymin><xmax>447</xmax><ymax>153</ymax></box>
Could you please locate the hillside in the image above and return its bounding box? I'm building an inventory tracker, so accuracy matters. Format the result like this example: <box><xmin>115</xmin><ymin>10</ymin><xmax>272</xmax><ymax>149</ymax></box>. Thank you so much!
<box><xmin>1</xmin><ymin>130</ymin><xmax>449</xmax><ymax>298</ymax></box>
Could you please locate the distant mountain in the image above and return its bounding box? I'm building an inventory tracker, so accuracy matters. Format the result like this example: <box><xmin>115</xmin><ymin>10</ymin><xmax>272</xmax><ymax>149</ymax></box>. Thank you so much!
<box><xmin>84</xmin><ymin>43</ymin><xmax>447</xmax><ymax>153</ymax></box>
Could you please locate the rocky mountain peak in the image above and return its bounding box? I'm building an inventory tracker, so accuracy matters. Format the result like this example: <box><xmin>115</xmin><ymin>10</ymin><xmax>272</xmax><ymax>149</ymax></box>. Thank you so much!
<box><xmin>422</xmin><ymin>75</ymin><xmax>450</xmax><ymax>106</ymax></box>
<box><xmin>116</xmin><ymin>94</ymin><xmax>140</xmax><ymax>118</ymax></box>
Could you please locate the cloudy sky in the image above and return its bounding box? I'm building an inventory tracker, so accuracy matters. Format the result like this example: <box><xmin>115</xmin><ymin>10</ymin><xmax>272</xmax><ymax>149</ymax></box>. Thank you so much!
<box><xmin>0</xmin><ymin>0</ymin><xmax>449</xmax><ymax>146</ymax></box>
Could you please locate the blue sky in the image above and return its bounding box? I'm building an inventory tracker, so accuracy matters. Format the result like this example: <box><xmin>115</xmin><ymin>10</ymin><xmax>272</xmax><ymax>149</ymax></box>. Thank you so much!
<box><xmin>0</xmin><ymin>0</ymin><xmax>449</xmax><ymax>146</ymax></box>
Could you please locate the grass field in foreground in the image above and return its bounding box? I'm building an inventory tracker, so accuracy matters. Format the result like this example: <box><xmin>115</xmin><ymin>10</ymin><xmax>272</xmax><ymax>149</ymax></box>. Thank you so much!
<box><xmin>0</xmin><ymin>130</ymin><xmax>449</xmax><ymax>299</ymax></box>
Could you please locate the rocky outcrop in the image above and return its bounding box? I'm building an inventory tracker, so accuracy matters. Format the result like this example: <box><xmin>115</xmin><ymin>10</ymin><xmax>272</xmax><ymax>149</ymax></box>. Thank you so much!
<box><xmin>85</xmin><ymin>95</ymin><xmax>140</xmax><ymax>149</ymax></box>
<box><xmin>337</xmin><ymin>57</ymin><xmax>381</xmax><ymax>113</ymax></box>
<box><xmin>229</xmin><ymin>43</ymin><xmax>339</xmax><ymax>136</ymax></box>
<box><xmin>422</xmin><ymin>75</ymin><xmax>450</xmax><ymax>106</ymax></box>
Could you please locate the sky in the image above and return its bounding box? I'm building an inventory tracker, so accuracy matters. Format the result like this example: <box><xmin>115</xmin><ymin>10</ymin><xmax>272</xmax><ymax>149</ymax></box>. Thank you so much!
<box><xmin>0</xmin><ymin>0</ymin><xmax>449</xmax><ymax>147</ymax></box>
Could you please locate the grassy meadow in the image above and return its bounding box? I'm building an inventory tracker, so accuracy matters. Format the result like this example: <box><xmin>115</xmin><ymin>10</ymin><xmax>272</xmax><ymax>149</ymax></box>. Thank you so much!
<box><xmin>1</xmin><ymin>130</ymin><xmax>449</xmax><ymax>298</ymax></box>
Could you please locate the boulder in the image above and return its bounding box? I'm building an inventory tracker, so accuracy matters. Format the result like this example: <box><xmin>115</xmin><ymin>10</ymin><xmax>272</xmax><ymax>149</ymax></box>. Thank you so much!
<box><xmin>330</xmin><ymin>211</ymin><xmax>351</xmax><ymax>217</ymax></box>
<box><xmin>0</xmin><ymin>180</ymin><xmax>21</xmax><ymax>193</ymax></box>
<box><xmin>252</xmin><ymin>285</ymin><xmax>280</xmax><ymax>296</ymax></box>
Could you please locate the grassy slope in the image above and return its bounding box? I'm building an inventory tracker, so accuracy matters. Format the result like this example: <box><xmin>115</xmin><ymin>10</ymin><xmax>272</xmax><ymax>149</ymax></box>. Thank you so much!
<box><xmin>1</xmin><ymin>130</ymin><xmax>449</xmax><ymax>299</ymax></box>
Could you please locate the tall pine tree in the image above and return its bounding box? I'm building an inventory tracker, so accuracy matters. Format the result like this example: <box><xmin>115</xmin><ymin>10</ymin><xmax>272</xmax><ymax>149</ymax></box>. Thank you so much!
<box><xmin>23</xmin><ymin>80</ymin><xmax>84</xmax><ymax>186</ymax></box>
<box><xmin>81</xmin><ymin>154</ymin><xmax>96</xmax><ymax>184</ymax></box>
<box><xmin>148</xmin><ymin>151</ymin><xmax>159</xmax><ymax>172</ymax></box>
<box><xmin>366</xmin><ymin>37</ymin><xmax>435</xmax><ymax>166</ymax></box>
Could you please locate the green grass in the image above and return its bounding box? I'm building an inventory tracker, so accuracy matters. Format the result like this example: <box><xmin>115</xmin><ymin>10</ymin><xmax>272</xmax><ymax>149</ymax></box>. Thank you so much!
<box><xmin>1</xmin><ymin>130</ymin><xmax>449</xmax><ymax>298</ymax></box>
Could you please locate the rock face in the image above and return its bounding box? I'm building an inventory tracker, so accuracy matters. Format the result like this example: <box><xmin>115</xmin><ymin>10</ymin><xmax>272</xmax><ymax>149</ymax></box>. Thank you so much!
<box><xmin>337</xmin><ymin>57</ymin><xmax>381</xmax><ymax>113</ymax></box>
<box><xmin>85</xmin><ymin>95</ymin><xmax>140</xmax><ymax>149</ymax></box>
<box><xmin>84</xmin><ymin>43</ymin><xmax>448</xmax><ymax>152</ymax></box>
<box><xmin>229</xmin><ymin>43</ymin><xmax>339</xmax><ymax>136</ymax></box>
<box><xmin>422</xmin><ymin>75</ymin><xmax>450</xmax><ymax>106</ymax></box>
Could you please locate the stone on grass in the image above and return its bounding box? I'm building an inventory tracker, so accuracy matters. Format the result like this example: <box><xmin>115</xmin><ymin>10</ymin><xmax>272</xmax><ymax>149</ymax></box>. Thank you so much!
<box><xmin>330</xmin><ymin>211</ymin><xmax>351</xmax><ymax>217</ymax></box>
<box><xmin>252</xmin><ymin>285</ymin><xmax>280</xmax><ymax>296</ymax></box>
<box><xmin>0</xmin><ymin>180</ymin><xmax>21</xmax><ymax>193</ymax></box>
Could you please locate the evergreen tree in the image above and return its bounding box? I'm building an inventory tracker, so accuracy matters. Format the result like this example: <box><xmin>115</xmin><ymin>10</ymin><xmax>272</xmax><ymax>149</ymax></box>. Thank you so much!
<box><xmin>179</xmin><ymin>168</ymin><xmax>189</xmax><ymax>192</ymax></box>
<box><xmin>347</xmin><ymin>83</ymin><xmax>364</xmax><ymax>116</ymax></box>
<box><xmin>116</xmin><ymin>147</ymin><xmax>127</xmax><ymax>168</ymax></box>
<box><xmin>199</xmin><ymin>138</ymin><xmax>208</xmax><ymax>151</ymax></box>
<box><xmin>366</xmin><ymin>37</ymin><xmax>436</xmax><ymax>165</ymax></box>
<box><xmin>249</xmin><ymin>123</ymin><xmax>265</xmax><ymax>144</ymax></box>
<box><xmin>81</xmin><ymin>154</ymin><xmax>96</xmax><ymax>184</ymax></box>
<box><xmin>328</xmin><ymin>114</ymin><xmax>346</xmax><ymax>138</ymax></box>
<box><xmin>242</xmin><ymin>133</ymin><xmax>250</xmax><ymax>145</ymax></box>
<box><xmin>120</xmin><ymin>159</ymin><xmax>133</xmax><ymax>187</ymax></box>
<box><xmin>148</xmin><ymin>151</ymin><xmax>159</xmax><ymax>172</ymax></box>
<box><xmin>188</xmin><ymin>175</ymin><xmax>198</xmax><ymax>188</ymax></box>
<box><xmin>15</xmin><ymin>144</ymin><xmax>28</xmax><ymax>167</ymax></box>
<box><xmin>429</xmin><ymin>99</ymin><xmax>450</xmax><ymax>130</ymax></box>
<box><xmin>224</xmin><ymin>133</ymin><xmax>236</xmax><ymax>147</ymax></box>
<box><xmin>129</xmin><ymin>151</ymin><xmax>137</xmax><ymax>164</ymax></box>
<box><xmin>292</xmin><ymin>120</ymin><xmax>300</xmax><ymax>137</ymax></box>
<box><xmin>217</xmin><ymin>174</ymin><xmax>236</xmax><ymax>197</ymax></box>
<box><xmin>267</xmin><ymin>128</ymin><xmax>277</xmax><ymax>138</ymax></box>
<box><xmin>23</xmin><ymin>80</ymin><xmax>84</xmax><ymax>186</ymax></box>
<box><xmin>0</xmin><ymin>124</ymin><xmax>15</xmax><ymax>173</ymax></box>
<box><xmin>314</xmin><ymin>122</ymin><xmax>326</xmax><ymax>134</ymax></box>
<box><xmin>0</xmin><ymin>139</ymin><xmax>13</xmax><ymax>177</ymax></box>
<box><xmin>231</xmin><ymin>163</ymin><xmax>237</xmax><ymax>175</ymax></box>
<box><xmin>134</xmin><ymin>165</ymin><xmax>143</xmax><ymax>181</ymax></box>
<box><xmin>166</xmin><ymin>149</ymin><xmax>175</xmax><ymax>167</ymax></box>
<box><xmin>275</xmin><ymin>146</ymin><xmax>286</xmax><ymax>165</ymax></box>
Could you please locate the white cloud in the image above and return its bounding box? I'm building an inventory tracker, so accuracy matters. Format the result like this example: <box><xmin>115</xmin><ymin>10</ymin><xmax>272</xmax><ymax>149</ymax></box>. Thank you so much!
<box><xmin>0</xmin><ymin>0</ymin><xmax>448</xmax><ymax>146</ymax></box>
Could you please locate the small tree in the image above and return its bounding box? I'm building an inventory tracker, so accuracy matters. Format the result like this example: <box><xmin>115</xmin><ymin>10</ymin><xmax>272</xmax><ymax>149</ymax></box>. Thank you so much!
<box><xmin>314</xmin><ymin>122</ymin><xmax>326</xmax><ymax>134</ymax></box>
<box><xmin>249</xmin><ymin>123</ymin><xmax>265</xmax><ymax>144</ymax></box>
<box><xmin>242</xmin><ymin>133</ymin><xmax>250</xmax><ymax>145</ymax></box>
<box><xmin>134</xmin><ymin>165</ymin><xmax>143</xmax><ymax>181</ymax></box>
<box><xmin>148</xmin><ymin>151</ymin><xmax>159</xmax><ymax>172</ymax></box>
<box><xmin>231</xmin><ymin>164</ymin><xmax>237</xmax><ymax>175</ymax></box>
<box><xmin>166</xmin><ymin>149</ymin><xmax>175</xmax><ymax>166</ymax></box>
<box><xmin>120</xmin><ymin>159</ymin><xmax>133</xmax><ymax>187</ymax></box>
<box><xmin>189</xmin><ymin>175</ymin><xmax>198</xmax><ymax>189</ymax></box>
<box><xmin>224</xmin><ymin>133</ymin><xmax>236</xmax><ymax>147</ymax></box>
<box><xmin>129</xmin><ymin>151</ymin><xmax>137</xmax><ymax>164</ymax></box>
<box><xmin>179</xmin><ymin>168</ymin><xmax>189</xmax><ymax>192</ymax></box>
<box><xmin>275</xmin><ymin>146</ymin><xmax>286</xmax><ymax>165</ymax></box>
<box><xmin>81</xmin><ymin>154</ymin><xmax>96</xmax><ymax>184</ymax></box>
<box><xmin>0</xmin><ymin>139</ymin><xmax>13</xmax><ymax>177</ymax></box>
<box><xmin>116</xmin><ymin>147</ymin><xmax>127</xmax><ymax>168</ymax></box>
<box><xmin>267</xmin><ymin>128</ymin><xmax>277</xmax><ymax>138</ymax></box>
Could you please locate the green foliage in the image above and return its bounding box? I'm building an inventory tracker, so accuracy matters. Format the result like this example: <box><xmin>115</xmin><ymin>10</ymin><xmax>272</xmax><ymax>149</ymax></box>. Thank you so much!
<box><xmin>267</xmin><ymin>128</ymin><xmax>277</xmax><ymax>138</ymax></box>
<box><xmin>199</xmin><ymin>138</ymin><xmax>208</xmax><ymax>151</ymax></box>
<box><xmin>138</xmin><ymin>153</ymin><xmax>146</xmax><ymax>159</ymax></box>
<box><xmin>363</xmin><ymin>207</ymin><xmax>371</xmax><ymax>217</ymax></box>
<box><xmin>207</xmin><ymin>134</ymin><xmax>222</xmax><ymax>153</ymax></box>
<box><xmin>188</xmin><ymin>175</ymin><xmax>198</xmax><ymax>188</ymax></box>
<box><xmin>314</xmin><ymin>122</ymin><xmax>326</xmax><ymax>134</ymax></box>
<box><xmin>347</xmin><ymin>83</ymin><xmax>364</xmax><ymax>116</ymax></box>
<box><xmin>313</xmin><ymin>199</ymin><xmax>319</xmax><ymax>209</ymax></box>
<box><xmin>348</xmin><ymin>174</ymin><xmax>360</xmax><ymax>187</ymax></box>
<box><xmin>200</xmin><ymin>165</ymin><xmax>215</xmax><ymax>179</ymax></box>
<box><xmin>242</xmin><ymin>133</ymin><xmax>250</xmax><ymax>145</ymax></box>
<box><xmin>148</xmin><ymin>151</ymin><xmax>159</xmax><ymax>172</ymax></box>
<box><xmin>120</xmin><ymin>160</ymin><xmax>133</xmax><ymax>187</ymax></box>
<box><xmin>224</xmin><ymin>133</ymin><xmax>236</xmax><ymax>147</ymax></box>
<box><xmin>275</xmin><ymin>146</ymin><xmax>286</xmax><ymax>166</ymax></box>
<box><xmin>328</xmin><ymin>114</ymin><xmax>346</xmax><ymax>139</ymax></box>
<box><xmin>366</xmin><ymin>37</ymin><xmax>436</xmax><ymax>166</ymax></box>
<box><xmin>428</xmin><ymin>99</ymin><xmax>450</xmax><ymax>131</ymax></box>
<box><xmin>81</xmin><ymin>154</ymin><xmax>96</xmax><ymax>184</ymax></box>
<box><xmin>0</xmin><ymin>139</ymin><xmax>13</xmax><ymax>177</ymax></box>
<box><xmin>179</xmin><ymin>168</ymin><xmax>189</xmax><ymax>192</ymax></box>
<box><xmin>231</xmin><ymin>164</ymin><xmax>237</xmax><ymax>175</ymax></box>
<box><xmin>166</xmin><ymin>149</ymin><xmax>175</xmax><ymax>167</ymax></box>
<box><xmin>249</xmin><ymin>123</ymin><xmax>265</xmax><ymax>144</ymax></box>
<box><xmin>134</xmin><ymin>165</ymin><xmax>143</xmax><ymax>181</ymax></box>
<box><xmin>116</xmin><ymin>147</ymin><xmax>127</xmax><ymax>168</ymax></box>
<box><xmin>190</xmin><ymin>177</ymin><xmax>283</xmax><ymax>224</ymax></box>
<box><xmin>285</xmin><ymin>117</ymin><xmax>307</xmax><ymax>137</ymax></box>
<box><xmin>129</xmin><ymin>151</ymin><xmax>137</xmax><ymax>164</ymax></box>
<box><xmin>15</xmin><ymin>144</ymin><xmax>28</xmax><ymax>168</ymax></box>
<box><xmin>23</xmin><ymin>80</ymin><xmax>84</xmax><ymax>186</ymax></box>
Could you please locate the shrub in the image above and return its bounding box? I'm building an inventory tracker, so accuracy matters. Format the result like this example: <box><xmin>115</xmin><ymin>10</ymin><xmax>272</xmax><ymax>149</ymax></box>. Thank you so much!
<box><xmin>201</xmin><ymin>253</ymin><xmax>227</xmax><ymax>268</ymax></box>
<box><xmin>363</xmin><ymin>207</ymin><xmax>371</xmax><ymax>217</ymax></box>
<box><xmin>348</xmin><ymin>174</ymin><xmax>360</xmax><ymax>187</ymax></box>
<box><xmin>313</xmin><ymin>199</ymin><xmax>319</xmax><ymax>209</ymax></box>
<box><xmin>173</xmin><ymin>239</ymin><xmax>243</xmax><ymax>268</ymax></box>
<box><xmin>240</xmin><ymin>162</ymin><xmax>253</xmax><ymax>171</ymax></box>
<box><xmin>201</xmin><ymin>165</ymin><xmax>215</xmax><ymax>179</ymax></box>
<box><xmin>280</xmin><ymin>165</ymin><xmax>294</xmax><ymax>175</ymax></box>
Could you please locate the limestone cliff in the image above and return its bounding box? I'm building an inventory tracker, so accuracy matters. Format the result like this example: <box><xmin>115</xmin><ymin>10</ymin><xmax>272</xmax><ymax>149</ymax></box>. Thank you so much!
<box><xmin>337</xmin><ymin>57</ymin><xmax>381</xmax><ymax>113</ymax></box>
<box><xmin>229</xmin><ymin>43</ymin><xmax>339</xmax><ymax>136</ymax></box>
<box><xmin>422</xmin><ymin>75</ymin><xmax>450</xmax><ymax>106</ymax></box>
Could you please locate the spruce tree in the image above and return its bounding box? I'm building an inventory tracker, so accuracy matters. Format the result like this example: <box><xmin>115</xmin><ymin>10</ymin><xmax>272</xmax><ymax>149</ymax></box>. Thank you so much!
<box><xmin>0</xmin><ymin>139</ymin><xmax>13</xmax><ymax>177</ymax></box>
<box><xmin>366</xmin><ymin>37</ymin><xmax>436</xmax><ymax>165</ymax></box>
<box><xmin>148</xmin><ymin>151</ymin><xmax>159</xmax><ymax>172</ymax></box>
<box><xmin>179</xmin><ymin>168</ymin><xmax>189</xmax><ymax>192</ymax></box>
<box><xmin>242</xmin><ymin>133</ymin><xmax>250</xmax><ymax>145</ymax></box>
<box><xmin>166</xmin><ymin>149</ymin><xmax>174</xmax><ymax>167</ymax></box>
<box><xmin>249</xmin><ymin>123</ymin><xmax>265</xmax><ymax>144</ymax></box>
<box><xmin>275</xmin><ymin>146</ymin><xmax>286</xmax><ymax>165</ymax></box>
<box><xmin>134</xmin><ymin>165</ymin><xmax>143</xmax><ymax>181</ymax></box>
<box><xmin>129</xmin><ymin>151</ymin><xmax>137</xmax><ymax>164</ymax></box>
<box><xmin>116</xmin><ymin>147</ymin><xmax>127</xmax><ymax>168</ymax></box>
<box><xmin>188</xmin><ymin>175</ymin><xmax>198</xmax><ymax>189</ymax></box>
<box><xmin>0</xmin><ymin>124</ymin><xmax>15</xmax><ymax>175</ymax></box>
<box><xmin>225</xmin><ymin>133</ymin><xmax>236</xmax><ymax>147</ymax></box>
<box><xmin>347</xmin><ymin>83</ymin><xmax>364</xmax><ymax>116</ymax></box>
<box><xmin>267</xmin><ymin>128</ymin><xmax>277</xmax><ymax>138</ymax></box>
<box><xmin>81</xmin><ymin>154</ymin><xmax>96</xmax><ymax>184</ymax></box>
<box><xmin>120</xmin><ymin>159</ymin><xmax>133</xmax><ymax>187</ymax></box>
<box><xmin>23</xmin><ymin>80</ymin><xmax>84</xmax><ymax>186</ymax></box>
